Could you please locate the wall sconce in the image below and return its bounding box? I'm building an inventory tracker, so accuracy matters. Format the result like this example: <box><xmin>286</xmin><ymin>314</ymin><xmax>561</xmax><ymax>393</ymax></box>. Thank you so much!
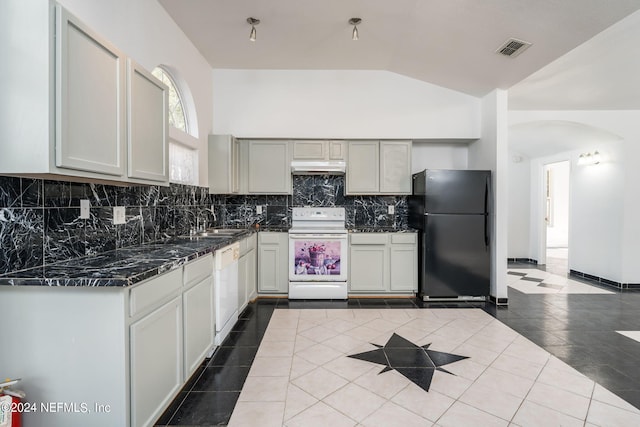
<box><xmin>577</xmin><ymin>151</ymin><xmax>601</xmax><ymax>166</ymax></box>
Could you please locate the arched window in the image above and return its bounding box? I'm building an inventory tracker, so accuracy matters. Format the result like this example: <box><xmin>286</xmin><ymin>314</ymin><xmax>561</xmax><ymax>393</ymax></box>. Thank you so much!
<box><xmin>152</xmin><ymin>66</ymin><xmax>199</xmax><ymax>185</ymax></box>
<box><xmin>152</xmin><ymin>67</ymin><xmax>188</xmax><ymax>133</ymax></box>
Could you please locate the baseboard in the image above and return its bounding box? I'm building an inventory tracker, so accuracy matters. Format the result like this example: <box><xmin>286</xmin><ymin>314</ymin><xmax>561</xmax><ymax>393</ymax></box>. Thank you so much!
<box><xmin>570</xmin><ymin>269</ymin><xmax>640</xmax><ymax>290</ymax></box>
<box><xmin>507</xmin><ymin>258</ymin><xmax>538</xmax><ymax>265</ymax></box>
<box><xmin>489</xmin><ymin>295</ymin><xmax>509</xmax><ymax>306</ymax></box>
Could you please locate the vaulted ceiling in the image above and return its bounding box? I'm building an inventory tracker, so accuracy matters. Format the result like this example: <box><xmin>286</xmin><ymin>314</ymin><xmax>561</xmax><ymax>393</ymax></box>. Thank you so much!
<box><xmin>158</xmin><ymin>0</ymin><xmax>640</xmax><ymax>108</ymax></box>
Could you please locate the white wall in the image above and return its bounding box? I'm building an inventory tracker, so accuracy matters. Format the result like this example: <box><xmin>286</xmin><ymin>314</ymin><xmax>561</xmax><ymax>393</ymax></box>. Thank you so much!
<box><xmin>212</xmin><ymin>69</ymin><xmax>481</xmax><ymax>139</ymax></box>
<box><xmin>59</xmin><ymin>0</ymin><xmax>213</xmax><ymax>186</ymax></box>
<box><xmin>507</xmin><ymin>151</ymin><xmax>531</xmax><ymax>258</ymax></box>
<box><xmin>411</xmin><ymin>142</ymin><xmax>468</xmax><ymax>172</ymax></box>
<box><xmin>468</xmin><ymin>90</ymin><xmax>509</xmax><ymax>300</ymax></box>
<box><xmin>510</xmin><ymin>110</ymin><xmax>638</xmax><ymax>283</ymax></box>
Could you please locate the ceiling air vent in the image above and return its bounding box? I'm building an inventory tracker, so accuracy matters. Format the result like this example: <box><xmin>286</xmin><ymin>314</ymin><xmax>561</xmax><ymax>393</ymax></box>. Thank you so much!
<box><xmin>496</xmin><ymin>38</ymin><xmax>532</xmax><ymax>57</ymax></box>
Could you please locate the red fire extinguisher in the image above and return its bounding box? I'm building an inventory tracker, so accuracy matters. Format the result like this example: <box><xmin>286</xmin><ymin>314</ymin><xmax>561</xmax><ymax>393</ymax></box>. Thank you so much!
<box><xmin>1</xmin><ymin>378</ymin><xmax>25</xmax><ymax>427</ymax></box>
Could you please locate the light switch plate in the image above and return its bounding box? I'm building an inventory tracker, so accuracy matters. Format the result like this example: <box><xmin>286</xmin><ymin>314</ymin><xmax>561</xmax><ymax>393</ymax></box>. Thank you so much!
<box><xmin>113</xmin><ymin>206</ymin><xmax>126</xmax><ymax>225</ymax></box>
<box><xmin>80</xmin><ymin>199</ymin><xmax>90</xmax><ymax>219</ymax></box>
<box><xmin>388</xmin><ymin>205</ymin><xmax>395</xmax><ymax>215</ymax></box>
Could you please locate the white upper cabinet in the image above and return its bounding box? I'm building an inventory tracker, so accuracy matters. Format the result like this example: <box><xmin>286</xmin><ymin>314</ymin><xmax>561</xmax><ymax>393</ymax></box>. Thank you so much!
<box><xmin>247</xmin><ymin>140</ymin><xmax>291</xmax><ymax>194</ymax></box>
<box><xmin>127</xmin><ymin>59</ymin><xmax>169</xmax><ymax>183</ymax></box>
<box><xmin>208</xmin><ymin>134</ymin><xmax>240</xmax><ymax>194</ymax></box>
<box><xmin>55</xmin><ymin>7</ymin><xmax>126</xmax><ymax>176</ymax></box>
<box><xmin>292</xmin><ymin>140</ymin><xmax>346</xmax><ymax>161</ymax></box>
<box><xmin>0</xmin><ymin>3</ymin><xmax>168</xmax><ymax>185</ymax></box>
<box><xmin>346</xmin><ymin>140</ymin><xmax>412</xmax><ymax>195</ymax></box>
<box><xmin>380</xmin><ymin>141</ymin><xmax>412</xmax><ymax>193</ymax></box>
<box><xmin>346</xmin><ymin>140</ymin><xmax>380</xmax><ymax>194</ymax></box>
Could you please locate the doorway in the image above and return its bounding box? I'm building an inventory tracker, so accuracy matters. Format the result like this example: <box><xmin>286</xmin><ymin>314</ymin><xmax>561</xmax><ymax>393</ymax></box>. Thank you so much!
<box><xmin>544</xmin><ymin>161</ymin><xmax>570</xmax><ymax>275</ymax></box>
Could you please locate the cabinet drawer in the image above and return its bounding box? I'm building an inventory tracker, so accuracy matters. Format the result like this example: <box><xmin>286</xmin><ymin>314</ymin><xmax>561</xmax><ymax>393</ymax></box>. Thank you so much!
<box><xmin>183</xmin><ymin>255</ymin><xmax>212</xmax><ymax>289</ymax></box>
<box><xmin>350</xmin><ymin>234</ymin><xmax>388</xmax><ymax>245</ymax></box>
<box><xmin>130</xmin><ymin>268</ymin><xmax>182</xmax><ymax>317</ymax></box>
<box><xmin>259</xmin><ymin>232</ymin><xmax>284</xmax><ymax>244</ymax></box>
<box><xmin>391</xmin><ymin>233</ymin><xmax>417</xmax><ymax>244</ymax></box>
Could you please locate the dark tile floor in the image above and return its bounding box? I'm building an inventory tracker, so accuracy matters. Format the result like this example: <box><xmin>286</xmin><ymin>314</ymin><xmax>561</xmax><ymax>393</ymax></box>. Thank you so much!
<box><xmin>156</xmin><ymin>263</ymin><xmax>640</xmax><ymax>426</ymax></box>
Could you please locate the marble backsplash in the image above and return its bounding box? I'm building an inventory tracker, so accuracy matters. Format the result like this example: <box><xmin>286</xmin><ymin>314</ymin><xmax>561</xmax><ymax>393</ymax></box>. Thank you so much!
<box><xmin>0</xmin><ymin>175</ymin><xmax>407</xmax><ymax>275</ymax></box>
<box><xmin>214</xmin><ymin>175</ymin><xmax>408</xmax><ymax>230</ymax></box>
<box><xmin>0</xmin><ymin>176</ymin><xmax>216</xmax><ymax>274</ymax></box>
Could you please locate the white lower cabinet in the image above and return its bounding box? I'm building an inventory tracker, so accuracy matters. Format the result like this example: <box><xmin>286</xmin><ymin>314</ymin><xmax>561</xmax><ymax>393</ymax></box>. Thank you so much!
<box><xmin>130</xmin><ymin>296</ymin><xmax>183</xmax><ymax>427</ymax></box>
<box><xmin>349</xmin><ymin>234</ymin><xmax>388</xmax><ymax>292</ymax></box>
<box><xmin>238</xmin><ymin>233</ymin><xmax>258</xmax><ymax>312</ymax></box>
<box><xmin>349</xmin><ymin>232</ymin><xmax>417</xmax><ymax>294</ymax></box>
<box><xmin>183</xmin><ymin>276</ymin><xmax>214</xmax><ymax>377</ymax></box>
<box><xmin>389</xmin><ymin>234</ymin><xmax>418</xmax><ymax>291</ymax></box>
<box><xmin>258</xmin><ymin>232</ymin><xmax>289</xmax><ymax>293</ymax></box>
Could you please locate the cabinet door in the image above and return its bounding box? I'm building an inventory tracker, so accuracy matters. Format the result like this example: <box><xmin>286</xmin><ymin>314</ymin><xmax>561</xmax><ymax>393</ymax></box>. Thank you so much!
<box><xmin>127</xmin><ymin>59</ymin><xmax>169</xmax><ymax>182</ymax></box>
<box><xmin>238</xmin><ymin>253</ymin><xmax>248</xmax><ymax>312</ymax></box>
<box><xmin>293</xmin><ymin>140</ymin><xmax>326</xmax><ymax>160</ymax></box>
<box><xmin>349</xmin><ymin>245</ymin><xmax>387</xmax><ymax>291</ymax></box>
<box><xmin>55</xmin><ymin>6</ymin><xmax>125</xmax><ymax>176</ymax></box>
<box><xmin>346</xmin><ymin>141</ymin><xmax>379</xmax><ymax>194</ymax></box>
<box><xmin>130</xmin><ymin>296</ymin><xmax>182</xmax><ymax>427</ymax></box>
<box><xmin>247</xmin><ymin>247</ymin><xmax>257</xmax><ymax>301</ymax></box>
<box><xmin>390</xmin><ymin>246</ymin><xmax>417</xmax><ymax>291</ymax></box>
<box><xmin>247</xmin><ymin>140</ymin><xmax>291</xmax><ymax>194</ymax></box>
<box><xmin>328</xmin><ymin>140</ymin><xmax>346</xmax><ymax>160</ymax></box>
<box><xmin>380</xmin><ymin>141</ymin><xmax>412</xmax><ymax>194</ymax></box>
<box><xmin>209</xmin><ymin>135</ymin><xmax>239</xmax><ymax>194</ymax></box>
<box><xmin>231</xmin><ymin>137</ymin><xmax>240</xmax><ymax>193</ymax></box>
<box><xmin>183</xmin><ymin>277</ymin><xmax>214</xmax><ymax>377</ymax></box>
<box><xmin>258</xmin><ymin>233</ymin><xmax>288</xmax><ymax>293</ymax></box>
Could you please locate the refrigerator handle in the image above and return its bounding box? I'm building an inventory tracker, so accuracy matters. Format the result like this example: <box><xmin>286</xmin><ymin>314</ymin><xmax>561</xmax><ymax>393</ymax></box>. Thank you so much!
<box><xmin>484</xmin><ymin>177</ymin><xmax>489</xmax><ymax>247</ymax></box>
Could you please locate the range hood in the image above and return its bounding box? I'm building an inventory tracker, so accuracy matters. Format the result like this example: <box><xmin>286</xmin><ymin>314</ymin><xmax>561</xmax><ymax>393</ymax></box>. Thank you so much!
<box><xmin>291</xmin><ymin>160</ymin><xmax>346</xmax><ymax>175</ymax></box>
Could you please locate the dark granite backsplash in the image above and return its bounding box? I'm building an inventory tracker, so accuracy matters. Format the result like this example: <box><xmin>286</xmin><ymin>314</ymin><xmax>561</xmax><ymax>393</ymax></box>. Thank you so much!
<box><xmin>213</xmin><ymin>175</ymin><xmax>408</xmax><ymax>231</ymax></box>
<box><xmin>0</xmin><ymin>176</ymin><xmax>216</xmax><ymax>274</ymax></box>
<box><xmin>0</xmin><ymin>174</ymin><xmax>407</xmax><ymax>275</ymax></box>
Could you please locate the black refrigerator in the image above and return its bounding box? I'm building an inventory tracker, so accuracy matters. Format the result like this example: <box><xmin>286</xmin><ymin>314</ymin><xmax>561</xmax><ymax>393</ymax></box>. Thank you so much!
<box><xmin>408</xmin><ymin>169</ymin><xmax>491</xmax><ymax>300</ymax></box>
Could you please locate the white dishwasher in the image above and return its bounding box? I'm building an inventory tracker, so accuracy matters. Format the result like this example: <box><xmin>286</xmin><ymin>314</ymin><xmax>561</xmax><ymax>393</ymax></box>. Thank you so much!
<box><xmin>214</xmin><ymin>242</ymin><xmax>240</xmax><ymax>346</ymax></box>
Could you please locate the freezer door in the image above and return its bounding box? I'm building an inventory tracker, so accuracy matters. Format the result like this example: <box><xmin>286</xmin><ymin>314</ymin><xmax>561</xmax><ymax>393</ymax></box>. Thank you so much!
<box><xmin>420</xmin><ymin>214</ymin><xmax>490</xmax><ymax>297</ymax></box>
<box><xmin>425</xmin><ymin>170</ymin><xmax>490</xmax><ymax>214</ymax></box>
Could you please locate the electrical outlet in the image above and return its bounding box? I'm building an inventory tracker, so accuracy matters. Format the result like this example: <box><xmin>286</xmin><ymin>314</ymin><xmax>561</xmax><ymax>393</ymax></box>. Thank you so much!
<box><xmin>256</xmin><ymin>205</ymin><xmax>263</xmax><ymax>214</ymax></box>
<box><xmin>388</xmin><ymin>205</ymin><xmax>395</xmax><ymax>215</ymax></box>
<box><xmin>113</xmin><ymin>206</ymin><xmax>126</xmax><ymax>225</ymax></box>
<box><xmin>80</xmin><ymin>199</ymin><xmax>90</xmax><ymax>219</ymax></box>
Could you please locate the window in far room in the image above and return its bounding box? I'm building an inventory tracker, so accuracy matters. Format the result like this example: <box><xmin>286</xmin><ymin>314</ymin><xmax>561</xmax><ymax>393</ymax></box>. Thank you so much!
<box><xmin>152</xmin><ymin>66</ymin><xmax>199</xmax><ymax>185</ymax></box>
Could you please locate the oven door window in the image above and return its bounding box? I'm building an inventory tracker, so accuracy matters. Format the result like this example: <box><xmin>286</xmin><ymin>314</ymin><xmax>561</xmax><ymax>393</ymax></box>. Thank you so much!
<box><xmin>289</xmin><ymin>237</ymin><xmax>347</xmax><ymax>281</ymax></box>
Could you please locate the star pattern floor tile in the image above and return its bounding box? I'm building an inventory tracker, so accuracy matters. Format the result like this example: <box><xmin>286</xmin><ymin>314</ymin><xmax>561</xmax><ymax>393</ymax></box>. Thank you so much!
<box><xmin>223</xmin><ymin>307</ymin><xmax>638</xmax><ymax>426</ymax></box>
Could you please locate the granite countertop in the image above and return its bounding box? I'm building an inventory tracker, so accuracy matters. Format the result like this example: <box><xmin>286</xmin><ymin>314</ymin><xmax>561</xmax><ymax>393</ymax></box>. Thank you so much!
<box><xmin>349</xmin><ymin>228</ymin><xmax>418</xmax><ymax>233</ymax></box>
<box><xmin>0</xmin><ymin>229</ymin><xmax>254</xmax><ymax>288</ymax></box>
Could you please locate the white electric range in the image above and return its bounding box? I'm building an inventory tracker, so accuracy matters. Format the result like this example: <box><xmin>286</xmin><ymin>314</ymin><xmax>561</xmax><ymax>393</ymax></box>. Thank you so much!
<box><xmin>288</xmin><ymin>207</ymin><xmax>348</xmax><ymax>299</ymax></box>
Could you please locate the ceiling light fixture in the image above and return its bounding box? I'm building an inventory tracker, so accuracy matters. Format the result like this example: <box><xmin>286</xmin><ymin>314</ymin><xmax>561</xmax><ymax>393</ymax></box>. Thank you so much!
<box><xmin>247</xmin><ymin>17</ymin><xmax>260</xmax><ymax>42</ymax></box>
<box><xmin>349</xmin><ymin>18</ymin><xmax>361</xmax><ymax>41</ymax></box>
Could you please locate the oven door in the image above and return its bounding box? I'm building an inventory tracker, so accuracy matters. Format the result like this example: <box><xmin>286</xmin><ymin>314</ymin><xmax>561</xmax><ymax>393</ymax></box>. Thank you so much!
<box><xmin>288</xmin><ymin>233</ymin><xmax>348</xmax><ymax>282</ymax></box>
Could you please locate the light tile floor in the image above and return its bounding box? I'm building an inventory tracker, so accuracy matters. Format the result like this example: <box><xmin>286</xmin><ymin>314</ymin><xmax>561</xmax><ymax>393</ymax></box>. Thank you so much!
<box><xmin>507</xmin><ymin>269</ymin><xmax>614</xmax><ymax>294</ymax></box>
<box><xmin>228</xmin><ymin>308</ymin><xmax>640</xmax><ymax>427</ymax></box>
<box><xmin>616</xmin><ymin>330</ymin><xmax>640</xmax><ymax>343</ymax></box>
